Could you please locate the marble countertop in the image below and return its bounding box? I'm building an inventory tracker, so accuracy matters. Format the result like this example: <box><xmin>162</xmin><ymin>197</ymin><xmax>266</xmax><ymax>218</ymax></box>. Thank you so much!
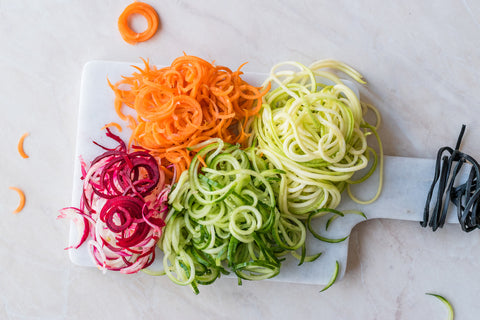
<box><xmin>1</xmin><ymin>1</ymin><xmax>480</xmax><ymax>319</ymax></box>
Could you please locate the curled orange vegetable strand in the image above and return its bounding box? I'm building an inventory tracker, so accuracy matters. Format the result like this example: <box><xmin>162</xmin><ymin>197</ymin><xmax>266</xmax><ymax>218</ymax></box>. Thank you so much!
<box><xmin>18</xmin><ymin>132</ymin><xmax>29</xmax><ymax>159</ymax></box>
<box><xmin>101</xmin><ymin>122</ymin><xmax>123</xmax><ymax>132</ymax></box>
<box><xmin>9</xmin><ymin>187</ymin><xmax>25</xmax><ymax>214</ymax></box>
<box><xmin>118</xmin><ymin>2</ymin><xmax>159</xmax><ymax>45</ymax></box>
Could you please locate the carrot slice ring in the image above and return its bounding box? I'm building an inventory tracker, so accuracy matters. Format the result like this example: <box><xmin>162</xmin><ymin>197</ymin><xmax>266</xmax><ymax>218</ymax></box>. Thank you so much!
<box><xmin>118</xmin><ymin>2</ymin><xmax>159</xmax><ymax>45</ymax></box>
<box><xmin>9</xmin><ymin>187</ymin><xmax>25</xmax><ymax>214</ymax></box>
<box><xmin>17</xmin><ymin>132</ymin><xmax>29</xmax><ymax>159</ymax></box>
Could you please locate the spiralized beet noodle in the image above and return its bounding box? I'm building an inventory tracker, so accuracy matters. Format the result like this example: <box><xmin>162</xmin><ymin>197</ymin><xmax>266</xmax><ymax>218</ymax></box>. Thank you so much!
<box><xmin>58</xmin><ymin>129</ymin><xmax>170</xmax><ymax>273</ymax></box>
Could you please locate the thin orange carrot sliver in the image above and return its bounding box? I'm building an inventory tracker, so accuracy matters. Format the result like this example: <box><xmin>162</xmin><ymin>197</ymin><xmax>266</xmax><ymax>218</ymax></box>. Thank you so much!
<box><xmin>9</xmin><ymin>186</ymin><xmax>25</xmax><ymax>214</ymax></box>
<box><xmin>101</xmin><ymin>122</ymin><xmax>123</xmax><ymax>132</ymax></box>
<box><xmin>17</xmin><ymin>132</ymin><xmax>29</xmax><ymax>159</ymax></box>
<box><xmin>197</xmin><ymin>155</ymin><xmax>207</xmax><ymax>168</ymax></box>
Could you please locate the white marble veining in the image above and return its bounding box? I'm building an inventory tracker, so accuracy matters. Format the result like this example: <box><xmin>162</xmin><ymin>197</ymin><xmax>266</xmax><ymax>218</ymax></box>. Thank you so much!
<box><xmin>1</xmin><ymin>0</ymin><xmax>480</xmax><ymax>319</ymax></box>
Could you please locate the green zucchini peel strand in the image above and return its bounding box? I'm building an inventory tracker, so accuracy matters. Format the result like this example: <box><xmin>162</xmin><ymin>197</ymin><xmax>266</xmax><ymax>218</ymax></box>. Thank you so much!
<box><xmin>426</xmin><ymin>293</ymin><xmax>454</xmax><ymax>320</ymax></box>
<box><xmin>320</xmin><ymin>260</ymin><xmax>339</xmax><ymax>292</ymax></box>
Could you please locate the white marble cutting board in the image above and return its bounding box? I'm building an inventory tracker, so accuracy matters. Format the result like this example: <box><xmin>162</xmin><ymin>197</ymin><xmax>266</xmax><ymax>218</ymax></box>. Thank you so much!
<box><xmin>69</xmin><ymin>60</ymin><xmax>459</xmax><ymax>285</ymax></box>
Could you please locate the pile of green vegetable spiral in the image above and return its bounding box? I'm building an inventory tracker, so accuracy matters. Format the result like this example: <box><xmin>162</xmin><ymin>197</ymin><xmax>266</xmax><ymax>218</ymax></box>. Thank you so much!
<box><xmin>251</xmin><ymin>60</ymin><xmax>382</xmax><ymax>217</ymax></box>
<box><xmin>151</xmin><ymin>59</ymin><xmax>382</xmax><ymax>293</ymax></box>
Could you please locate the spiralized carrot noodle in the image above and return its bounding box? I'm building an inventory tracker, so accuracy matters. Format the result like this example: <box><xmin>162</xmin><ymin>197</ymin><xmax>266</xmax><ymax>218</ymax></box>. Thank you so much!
<box><xmin>17</xmin><ymin>132</ymin><xmax>29</xmax><ymax>159</ymax></box>
<box><xmin>118</xmin><ymin>2</ymin><xmax>159</xmax><ymax>45</ymax></box>
<box><xmin>109</xmin><ymin>55</ymin><xmax>271</xmax><ymax>180</ymax></box>
<box><xmin>100</xmin><ymin>122</ymin><xmax>123</xmax><ymax>132</ymax></box>
<box><xmin>9</xmin><ymin>187</ymin><xmax>25</xmax><ymax>214</ymax></box>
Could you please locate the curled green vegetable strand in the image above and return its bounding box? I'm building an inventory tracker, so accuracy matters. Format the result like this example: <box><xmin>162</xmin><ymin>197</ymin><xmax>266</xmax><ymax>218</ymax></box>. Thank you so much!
<box><xmin>426</xmin><ymin>293</ymin><xmax>454</xmax><ymax>320</ymax></box>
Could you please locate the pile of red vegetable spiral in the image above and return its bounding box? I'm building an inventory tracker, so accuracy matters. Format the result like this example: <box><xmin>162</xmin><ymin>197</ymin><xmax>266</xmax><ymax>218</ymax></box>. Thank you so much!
<box><xmin>59</xmin><ymin>129</ymin><xmax>170</xmax><ymax>273</ymax></box>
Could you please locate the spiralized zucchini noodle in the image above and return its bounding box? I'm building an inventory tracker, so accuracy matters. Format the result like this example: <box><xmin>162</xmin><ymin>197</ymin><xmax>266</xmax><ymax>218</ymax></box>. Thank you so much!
<box><xmin>161</xmin><ymin>139</ymin><xmax>307</xmax><ymax>293</ymax></box>
<box><xmin>156</xmin><ymin>60</ymin><xmax>383</xmax><ymax>292</ymax></box>
<box><xmin>250</xmin><ymin>60</ymin><xmax>383</xmax><ymax>217</ymax></box>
